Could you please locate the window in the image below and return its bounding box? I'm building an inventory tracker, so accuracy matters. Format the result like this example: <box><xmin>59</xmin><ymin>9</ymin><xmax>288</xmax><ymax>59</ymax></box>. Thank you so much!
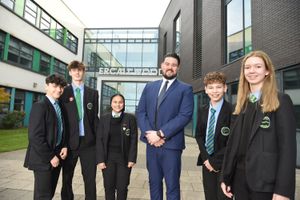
<box><xmin>7</xmin><ymin>37</ymin><xmax>33</xmax><ymax>69</ymax></box>
<box><xmin>0</xmin><ymin>0</ymin><xmax>15</xmax><ymax>10</ymax></box>
<box><xmin>66</xmin><ymin>31</ymin><xmax>78</xmax><ymax>53</ymax></box>
<box><xmin>0</xmin><ymin>87</ymin><xmax>11</xmax><ymax>114</ymax></box>
<box><xmin>174</xmin><ymin>12</ymin><xmax>181</xmax><ymax>55</ymax></box>
<box><xmin>0</xmin><ymin>31</ymin><xmax>5</xmax><ymax>60</ymax></box>
<box><xmin>163</xmin><ymin>32</ymin><xmax>167</xmax><ymax>56</ymax></box>
<box><xmin>53</xmin><ymin>59</ymin><xmax>67</xmax><ymax>77</ymax></box>
<box><xmin>56</xmin><ymin>23</ymin><xmax>64</xmax><ymax>44</ymax></box>
<box><xmin>33</xmin><ymin>93</ymin><xmax>44</xmax><ymax>104</ymax></box>
<box><xmin>40</xmin><ymin>11</ymin><xmax>51</xmax><ymax>35</ymax></box>
<box><xmin>283</xmin><ymin>67</ymin><xmax>300</xmax><ymax>130</ymax></box>
<box><xmin>14</xmin><ymin>90</ymin><xmax>25</xmax><ymax>111</ymax></box>
<box><xmin>39</xmin><ymin>53</ymin><xmax>50</xmax><ymax>75</ymax></box>
<box><xmin>226</xmin><ymin>0</ymin><xmax>252</xmax><ymax>63</ymax></box>
<box><xmin>24</xmin><ymin>0</ymin><xmax>37</xmax><ymax>25</ymax></box>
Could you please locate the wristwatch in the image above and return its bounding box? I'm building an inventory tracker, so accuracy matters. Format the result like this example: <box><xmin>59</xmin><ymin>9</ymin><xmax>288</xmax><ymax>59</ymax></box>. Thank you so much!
<box><xmin>156</xmin><ymin>130</ymin><xmax>165</xmax><ymax>139</ymax></box>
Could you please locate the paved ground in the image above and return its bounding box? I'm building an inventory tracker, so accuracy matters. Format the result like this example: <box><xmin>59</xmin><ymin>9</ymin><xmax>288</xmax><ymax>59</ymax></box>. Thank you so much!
<box><xmin>0</xmin><ymin>136</ymin><xmax>299</xmax><ymax>200</ymax></box>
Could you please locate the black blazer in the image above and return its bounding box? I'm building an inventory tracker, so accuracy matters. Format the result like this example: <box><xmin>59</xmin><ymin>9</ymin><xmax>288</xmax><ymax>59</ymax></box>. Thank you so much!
<box><xmin>195</xmin><ymin>100</ymin><xmax>232</xmax><ymax>170</ymax></box>
<box><xmin>60</xmin><ymin>85</ymin><xmax>99</xmax><ymax>150</ymax></box>
<box><xmin>221</xmin><ymin>93</ymin><xmax>296</xmax><ymax>199</ymax></box>
<box><xmin>96</xmin><ymin>113</ymin><xmax>138</xmax><ymax>164</ymax></box>
<box><xmin>24</xmin><ymin>97</ymin><xmax>66</xmax><ymax>171</ymax></box>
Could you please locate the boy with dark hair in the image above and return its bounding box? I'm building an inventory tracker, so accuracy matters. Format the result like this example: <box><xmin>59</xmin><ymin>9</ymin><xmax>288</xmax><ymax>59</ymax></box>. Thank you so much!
<box><xmin>195</xmin><ymin>71</ymin><xmax>232</xmax><ymax>200</ymax></box>
<box><xmin>24</xmin><ymin>74</ymin><xmax>67</xmax><ymax>200</ymax></box>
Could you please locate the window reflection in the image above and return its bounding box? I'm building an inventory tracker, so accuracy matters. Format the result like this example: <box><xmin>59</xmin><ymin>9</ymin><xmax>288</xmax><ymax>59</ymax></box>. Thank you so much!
<box><xmin>226</xmin><ymin>0</ymin><xmax>252</xmax><ymax>63</ymax></box>
<box><xmin>283</xmin><ymin>67</ymin><xmax>300</xmax><ymax>129</ymax></box>
<box><xmin>101</xmin><ymin>82</ymin><xmax>147</xmax><ymax>114</ymax></box>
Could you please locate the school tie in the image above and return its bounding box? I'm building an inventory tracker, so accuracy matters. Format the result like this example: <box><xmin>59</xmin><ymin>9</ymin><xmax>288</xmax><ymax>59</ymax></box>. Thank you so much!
<box><xmin>206</xmin><ymin>108</ymin><xmax>216</xmax><ymax>155</ymax></box>
<box><xmin>54</xmin><ymin>101</ymin><xmax>62</xmax><ymax>146</ymax></box>
<box><xmin>75</xmin><ymin>88</ymin><xmax>82</xmax><ymax>120</ymax></box>
<box><xmin>157</xmin><ymin>81</ymin><xmax>169</xmax><ymax>109</ymax></box>
<box><xmin>249</xmin><ymin>94</ymin><xmax>257</xmax><ymax>103</ymax></box>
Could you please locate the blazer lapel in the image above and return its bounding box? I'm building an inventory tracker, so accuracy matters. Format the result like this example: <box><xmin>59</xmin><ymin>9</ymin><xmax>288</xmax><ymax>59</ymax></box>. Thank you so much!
<box><xmin>248</xmin><ymin>110</ymin><xmax>264</xmax><ymax>146</ymax></box>
<box><xmin>215</xmin><ymin>103</ymin><xmax>227</xmax><ymax>140</ymax></box>
<box><xmin>45</xmin><ymin>98</ymin><xmax>58</xmax><ymax>146</ymax></box>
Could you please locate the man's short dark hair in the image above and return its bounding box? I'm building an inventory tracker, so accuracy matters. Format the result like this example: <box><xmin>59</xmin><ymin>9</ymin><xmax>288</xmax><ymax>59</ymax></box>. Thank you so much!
<box><xmin>67</xmin><ymin>60</ymin><xmax>85</xmax><ymax>71</ymax></box>
<box><xmin>45</xmin><ymin>74</ymin><xmax>67</xmax><ymax>87</ymax></box>
<box><xmin>163</xmin><ymin>53</ymin><xmax>180</xmax><ymax>65</ymax></box>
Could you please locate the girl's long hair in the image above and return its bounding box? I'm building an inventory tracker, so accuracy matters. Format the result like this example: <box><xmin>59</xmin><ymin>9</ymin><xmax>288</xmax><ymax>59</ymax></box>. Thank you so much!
<box><xmin>234</xmin><ymin>50</ymin><xmax>279</xmax><ymax>114</ymax></box>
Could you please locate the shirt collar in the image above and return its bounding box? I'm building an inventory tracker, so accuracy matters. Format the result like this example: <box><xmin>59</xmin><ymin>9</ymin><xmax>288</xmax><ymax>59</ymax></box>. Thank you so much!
<box><xmin>112</xmin><ymin>111</ymin><xmax>122</xmax><ymax>118</ymax></box>
<box><xmin>72</xmin><ymin>83</ymin><xmax>84</xmax><ymax>91</ymax></box>
<box><xmin>162</xmin><ymin>77</ymin><xmax>176</xmax><ymax>87</ymax></box>
<box><xmin>209</xmin><ymin>98</ymin><xmax>224</xmax><ymax>113</ymax></box>
<box><xmin>250</xmin><ymin>90</ymin><xmax>262</xmax><ymax>101</ymax></box>
<box><xmin>46</xmin><ymin>95</ymin><xmax>56</xmax><ymax>105</ymax></box>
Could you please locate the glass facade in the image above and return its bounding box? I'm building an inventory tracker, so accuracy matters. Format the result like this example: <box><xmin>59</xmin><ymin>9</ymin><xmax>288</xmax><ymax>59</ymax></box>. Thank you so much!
<box><xmin>283</xmin><ymin>66</ymin><xmax>300</xmax><ymax>130</ymax></box>
<box><xmin>84</xmin><ymin>28</ymin><xmax>158</xmax><ymax>70</ymax></box>
<box><xmin>84</xmin><ymin>28</ymin><xmax>159</xmax><ymax>113</ymax></box>
<box><xmin>101</xmin><ymin>81</ymin><xmax>147</xmax><ymax>114</ymax></box>
<box><xmin>174</xmin><ymin>13</ymin><xmax>181</xmax><ymax>55</ymax></box>
<box><xmin>0</xmin><ymin>0</ymin><xmax>78</xmax><ymax>53</ymax></box>
<box><xmin>226</xmin><ymin>0</ymin><xmax>252</xmax><ymax>63</ymax></box>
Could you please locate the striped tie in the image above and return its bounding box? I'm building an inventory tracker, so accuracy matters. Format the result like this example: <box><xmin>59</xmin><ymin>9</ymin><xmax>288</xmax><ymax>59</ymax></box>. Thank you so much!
<box><xmin>206</xmin><ymin>108</ymin><xmax>216</xmax><ymax>155</ymax></box>
<box><xmin>54</xmin><ymin>101</ymin><xmax>63</xmax><ymax>146</ymax></box>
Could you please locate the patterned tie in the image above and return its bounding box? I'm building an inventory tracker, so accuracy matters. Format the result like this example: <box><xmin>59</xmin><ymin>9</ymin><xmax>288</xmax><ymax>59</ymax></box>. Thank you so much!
<box><xmin>249</xmin><ymin>94</ymin><xmax>257</xmax><ymax>103</ymax></box>
<box><xmin>54</xmin><ymin>101</ymin><xmax>62</xmax><ymax>146</ymax></box>
<box><xmin>75</xmin><ymin>88</ymin><xmax>82</xmax><ymax>120</ymax></box>
<box><xmin>206</xmin><ymin>108</ymin><xmax>216</xmax><ymax>155</ymax></box>
<box><xmin>157</xmin><ymin>81</ymin><xmax>169</xmax><ymax>109</ymax></box>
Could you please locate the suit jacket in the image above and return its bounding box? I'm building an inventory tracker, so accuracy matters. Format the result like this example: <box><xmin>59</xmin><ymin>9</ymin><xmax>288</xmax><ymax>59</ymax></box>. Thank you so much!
<box><xmin>96</xmin><ymin>113</ymin><xmax>138</xmax><ymax>164</ymax></box>
<box><xmin>60</xmin><ymin>85</ymin><xmax>99</xmax><ymax>150</ymax></box>
<box><xmin>24</xmin><ymin>97</ymin><xmax>66</xmax><ymax>171</ymax></box>
<box><xmin>221</xmin><ymin>93</ymin><xmax>296</xmax><ymax>199</ymax></box>
<box><xmin>195</xmin><ymin>100</ymin><xmax>232</xmax><ymax>170</ymax></box>
<box><xmin>136</xmin><ymin>79</ymin><xmax>194</xmax><ymax>150</ymax></box>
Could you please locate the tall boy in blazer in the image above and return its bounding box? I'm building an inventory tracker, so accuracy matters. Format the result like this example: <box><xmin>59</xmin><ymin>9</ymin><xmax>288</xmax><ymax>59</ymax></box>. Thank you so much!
<box><xmin>195</xmin><ymin>72</ymin><xmax>232</xmax><ymax>200</ymax></box>
<box><xmin>60</xmin><ymin>61</ymin><xmax>99</xmax><ymax>200</ymax></box>
<box><xmin>137</xmin><ymin>53</ymin><xmax>194</xmax><ymax>200</ymax></box>
<box><xmin>24</xmin><ymin>74</ymin><xmax>68</xmax><ymax>200</ymax></box>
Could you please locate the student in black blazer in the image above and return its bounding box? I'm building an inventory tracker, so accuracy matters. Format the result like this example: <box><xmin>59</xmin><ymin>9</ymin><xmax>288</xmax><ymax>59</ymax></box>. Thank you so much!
<box><xmin>221</xmin><ymin>51</ymin><xmax>296</xmax><ymax>200</ymax></box>
<box><xmin>60</xmin><ymin>61</ymin><xmax>99</xmax><ymax>200</ymax></box>
<box><xmin>96</xmin><ymin>94</ymin><xmax>138</xmax><ymax>200</ymax></box>
<box><xmin>195</xmin><ymin>72</ymin><xmax>232</xmax><ymax>200</ymax></box>
<box><xmin>24</xmin><ymin>74</ymin><xmax>67</xmax><ymax>200</ymax></box>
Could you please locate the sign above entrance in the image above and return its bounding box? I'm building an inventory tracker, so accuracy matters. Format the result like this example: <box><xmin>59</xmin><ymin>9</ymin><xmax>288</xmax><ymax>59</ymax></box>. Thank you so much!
<box><xmin>98</xmin><ymin>67</ymin><xmax>161</xmax><ymax>76</ymax></box>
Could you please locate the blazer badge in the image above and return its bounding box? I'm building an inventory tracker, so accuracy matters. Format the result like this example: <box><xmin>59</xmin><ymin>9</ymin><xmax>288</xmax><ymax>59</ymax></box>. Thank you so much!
<box><xmin>87</xmin><ymin>103</ymin><xmax>93</xmax><ymax>110</ymax></box>
<box><xmin>260</xmin><ymin>116</ymin><xmax>270</xmax><ymax>128</ymax></box>
<box><xmin>221</xmin><ymin>127</ymin><xmax>230</xmax><ymax>136</ymax></box>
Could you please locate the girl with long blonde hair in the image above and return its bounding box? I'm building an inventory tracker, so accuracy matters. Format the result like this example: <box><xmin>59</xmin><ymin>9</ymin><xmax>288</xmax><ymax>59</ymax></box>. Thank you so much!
<box><xmin>221</xmin><ymin>50</ymin><xmax>296</xmax><ymax>200</ymax></box>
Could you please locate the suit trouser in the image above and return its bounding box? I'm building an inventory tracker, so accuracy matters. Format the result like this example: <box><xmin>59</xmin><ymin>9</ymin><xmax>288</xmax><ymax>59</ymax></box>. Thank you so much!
<box><xmin>146</xmin><ymin>145</ymin><xmax>182</xmax><ymax>200</ymax></box>
<box><xmin>61</xmin><ymin>140</ymin><xmax>97</xmax><ymax>200</ymax></box>
<box><xmin>202</xmin><ymin>165</ymin><xmax>230</xmax><ymax>200</ymax></box>
<box><xmin>232</xmin><ymin>168</ymin><xmax>273</xmax><ymax>200</ymax></box>
<box><xmin>102</xmin><ymin>154</ymin><xmax>132</xmax><ymax>200</ymax></box>
<box><xmin>33</xmin><ymin>166</ymin><xmax>61</xmax><ymax>200</ymax></box>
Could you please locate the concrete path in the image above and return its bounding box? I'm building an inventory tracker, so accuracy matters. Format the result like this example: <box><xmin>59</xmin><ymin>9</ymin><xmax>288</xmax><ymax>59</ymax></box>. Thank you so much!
<box><xmin>0</xmin><ymin>136</ymin><xmax>299</xmax><ymax>199</ymax></box>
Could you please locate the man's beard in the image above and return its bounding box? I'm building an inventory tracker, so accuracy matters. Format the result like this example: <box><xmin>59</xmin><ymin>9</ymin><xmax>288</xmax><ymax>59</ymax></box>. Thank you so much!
<box><xmin>162</xmin><ymin>72</ymin><xmax>177</xmax><ymax>80</ymax></box>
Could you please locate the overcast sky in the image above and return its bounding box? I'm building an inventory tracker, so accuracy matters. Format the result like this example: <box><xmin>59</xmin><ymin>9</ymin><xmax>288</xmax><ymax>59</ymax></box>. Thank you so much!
<box><xmin>62</xmin><ymin>0</ymin><xmax>170</xmax><ymax>28</ymax></box>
